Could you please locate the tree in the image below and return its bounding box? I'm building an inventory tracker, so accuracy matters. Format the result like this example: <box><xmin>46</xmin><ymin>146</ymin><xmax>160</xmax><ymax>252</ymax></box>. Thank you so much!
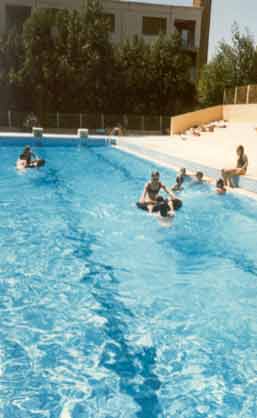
<box><xmin>0</xmin><ymin>1</ymin><xmax>197</xmax><ymax>117</ymax></box>
<box><xmin>149</xmin><ymin>33</ymin><xmax>195</xmax><ymax>115</ymax></box>
<box><xmin>115</xmin><ymin>36</ymin><xmax>152</xmax><ymax>113</ymax></box>
<box><xmin>0</xmin><ymin>28</ymin><xmax>24</xmax><ymax>110</ymax></box>
<box><xmin>198</xmin><ymin>24</ymin><xmax>257</xmax><ymax>106</ymax></box>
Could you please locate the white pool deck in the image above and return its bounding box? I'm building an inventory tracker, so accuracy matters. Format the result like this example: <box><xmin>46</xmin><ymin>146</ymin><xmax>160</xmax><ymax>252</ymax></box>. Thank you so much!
<box><xmin>117</xmin><ymin>122</ymin><xmax>257</xmax><ymax>195</ymax></box>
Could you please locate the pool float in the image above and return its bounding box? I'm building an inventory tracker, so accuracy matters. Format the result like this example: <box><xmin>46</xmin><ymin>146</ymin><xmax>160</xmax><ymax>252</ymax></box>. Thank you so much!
<box><xmin>16</xmin><ymin>158</ymin><xmax>45</xmax><ymax>170</ymax></box>
<box><xmin>137</xmin><ymin>198</ymin><xmax>182</xmax><ymax>218</ymax></box>
<box><xmin>29</xmin><ymin>159</ymin><xmax>45</xmax><ymax>168</ymax></box>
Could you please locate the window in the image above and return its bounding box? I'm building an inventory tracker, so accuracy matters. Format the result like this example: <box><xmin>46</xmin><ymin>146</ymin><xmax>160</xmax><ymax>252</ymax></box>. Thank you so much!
<box><xmin>6</xmin><ymin>5</ymin><xmax>31</xmax><ymax>32</ymax></box>
<box><xmin>175</xmin><ymin>20</ymin><xmax>196</xmax><ymax>49</ymax></box>
<box><xmin>104</xmin><ymin>13</ymin><xmax>115</xmax><ymax>33</ymax></box>
<box><xmin>142</xmin><ymin>17</ymin><xmax>167</xmax><ymax>36</ymax></box>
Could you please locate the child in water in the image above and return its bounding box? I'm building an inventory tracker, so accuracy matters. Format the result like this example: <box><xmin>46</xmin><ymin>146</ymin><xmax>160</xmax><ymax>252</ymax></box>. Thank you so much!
<box><xmin>195</xmin><ymin>171</ymin><xmax>204</xmax><ymax>183</ymax></box>
<box><xmin>216</xmin><ymin>178</ymin><xmax>226</xmax><ymax>195</ymax></box>
<box><xmin>171</xmin><ymin>175</ymin><xmax>184</xmax><ymax>191</ymax></box>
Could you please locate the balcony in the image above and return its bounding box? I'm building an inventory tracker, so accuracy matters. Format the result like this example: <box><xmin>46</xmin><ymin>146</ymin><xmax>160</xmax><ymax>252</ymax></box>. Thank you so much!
<box><xmin>175</xmin><ymin>19</ymin><xmax>197</xmax><ymax>51</ymax></box>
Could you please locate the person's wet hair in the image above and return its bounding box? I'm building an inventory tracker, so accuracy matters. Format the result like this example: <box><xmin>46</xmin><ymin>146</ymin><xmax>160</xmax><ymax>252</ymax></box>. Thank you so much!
<box><xmin>196</xmin><ymin>171</ymin><xmax>203</xmax><ymax>180</ymax></box>
<box><xmin>180</xmin><ymin>168</ymin><xmax>186</xmax><ymax>176</ymax></box>
<box><xmin>172</xmin><ymin>198</ymin><xmax>182</xmax><ymax>210</ymax></box>
<box><xmin>176</xmin><ymin>175</ymin><xmax>184</xmax><ymax>185</ymax></box>
<box><xmin>159</xmin><ymin>201</ymin><xmax>170</xmax><ymax>217</ymax></box>
<box><xmin>151</xmin><ymin>171</ymin><xmax>160</xmax><ymax>179</ymax></box>
<box><xmin>216</xmin><ymin>178</ymin><xmax>225</xmax><ymax>188</ymax></box>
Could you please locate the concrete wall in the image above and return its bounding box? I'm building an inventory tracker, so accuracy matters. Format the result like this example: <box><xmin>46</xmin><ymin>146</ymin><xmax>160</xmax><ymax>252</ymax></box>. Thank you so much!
<box><xmin>223</xmin><ymin>104</ymin><xmax>257</xmax><ymax>123</ymax></box>
<box><xmin>170</xmin><ymin>105</ymin><xmax>223</xmax><ymax>134</ymax></box>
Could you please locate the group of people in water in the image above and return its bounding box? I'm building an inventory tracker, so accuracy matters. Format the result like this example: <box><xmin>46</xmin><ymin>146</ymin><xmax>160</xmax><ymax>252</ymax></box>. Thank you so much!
<box><xmin>16</xmin><ymin>145</ymin><xmax>45</xmax><ymax>170</ymax></box>
<box><xmin>16</xmin><ymin>143</ymin><xmax>248</xmax><ymax>220</ymax></box>
<box><xmin>137</xmin><ymin>169</ymin><xmax>206</xmax><ymax>219</ymax></box>
<box><xmin>137</xmin><ymin>145</ymin><xmax>248</xmax><ymax>219</ymax></box>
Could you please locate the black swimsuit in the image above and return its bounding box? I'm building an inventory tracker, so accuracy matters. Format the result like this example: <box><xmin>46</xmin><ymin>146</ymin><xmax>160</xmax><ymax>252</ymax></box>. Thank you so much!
<box><xmin>146</xmin><ymin>181</ymin><xmax>162</xmax><ymax>200</ymax></box>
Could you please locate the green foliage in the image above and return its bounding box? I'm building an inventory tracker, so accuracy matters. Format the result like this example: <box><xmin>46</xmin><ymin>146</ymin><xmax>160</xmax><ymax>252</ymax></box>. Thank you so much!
<box><xmin>198</xmin><ymin>24</ymin><xmax>257</xmax><ymax>106</ymax></box>
<box><xmin>115</xmin><ymin>36</ymin><xmax>152</xmax><ymax>113</ymax></box>
<box><xmin>0</xmin><ymin>28</ymin><xmax>24</xmax><ymax>110</ymax></box>
<box><xmin>0</xmin><ymin>0</ymin><xmax>196</xmax><ymax>116</ymax></box>
<box><xmin>149</xmin><ymin>33</ymin><xmax>195</xmax><ymax>114</ymax></box>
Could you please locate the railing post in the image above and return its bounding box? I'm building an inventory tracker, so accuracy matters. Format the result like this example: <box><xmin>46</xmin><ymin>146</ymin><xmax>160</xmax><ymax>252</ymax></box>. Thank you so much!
<box><xmin>223</xmin><ymin>89</ymin><xmax>226</xmax><ymax>105</ymax></box>
<box><xmin>246</xmin><ymin>85</ymin><xmax>251</xmax><ymax>104</ymax></box>
<box><xmin>123</xmin><ymin>114</ymin><xmax>127</xmax><ymax>130</ymax></box>
<box><xmin>80</xmin><ymin>113</ymin><xmax>83</xmax><ymax>129</ymax></box>
<box><xmin>141</xmin><ymin>115</ymin><xmax>145</xmax><ymax>133</ymax></box>
<box><xmin>101</xmin><ymin>113</ymin><xmax>104</xmax><ymax>130</ymax></box>
<box><xmin>160</xmin><ymin>115</ymin><xmax>163</xmax><ymax>134</ymax></box>
<box><xmin>57</xmin><ymin>112</ymin><xmax>60</xmax><ymax>129</ymax></box>
<box><xmin>234</xmin><ymin>87</ymin><xmax>238</xmax><ymax>105</ymax></box>
<box><xmin>8</xmin><ymin>110</ymin><xmax>12</xmax><ymax>128</ymax></box>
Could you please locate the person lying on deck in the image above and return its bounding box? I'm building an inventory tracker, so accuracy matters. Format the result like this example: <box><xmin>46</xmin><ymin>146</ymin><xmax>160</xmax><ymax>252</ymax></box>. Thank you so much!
<box><xmin>221</xmin><ymin>145</ymin><xmax>248</xmax><ymax>187</ymax></box>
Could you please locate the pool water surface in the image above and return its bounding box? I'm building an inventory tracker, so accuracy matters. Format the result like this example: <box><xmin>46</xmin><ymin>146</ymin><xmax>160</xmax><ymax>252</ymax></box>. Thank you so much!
<box><xmin>0</xmin><ymin>144</ymin><xmax>257</xmax><ymax>418</ymax></box>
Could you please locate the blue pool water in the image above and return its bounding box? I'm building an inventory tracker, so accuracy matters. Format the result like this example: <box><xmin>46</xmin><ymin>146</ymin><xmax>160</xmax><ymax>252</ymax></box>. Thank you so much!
<box><xmin>0</xmin><ymin>144</ymin><xmax>257</xmax><ymax>418</ymax></box>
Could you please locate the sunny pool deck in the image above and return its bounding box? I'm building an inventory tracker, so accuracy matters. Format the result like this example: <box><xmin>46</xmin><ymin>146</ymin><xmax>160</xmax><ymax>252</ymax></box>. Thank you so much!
<box><xmin>117</xmin><ymin>123</ymin><xmax>257</xmax><ymax>194</ymax></box>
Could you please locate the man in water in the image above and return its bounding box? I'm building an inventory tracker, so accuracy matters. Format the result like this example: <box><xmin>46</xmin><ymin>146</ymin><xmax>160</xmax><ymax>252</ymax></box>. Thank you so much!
<box><xmin>19</xmin><ymin>145</ymin><xmax>37</xmax><ymax>166</ymax></box>
<box><xmin>17</xmin><ymin>145</ymin><xmax>45</xmax><ymax>169</ymax></box>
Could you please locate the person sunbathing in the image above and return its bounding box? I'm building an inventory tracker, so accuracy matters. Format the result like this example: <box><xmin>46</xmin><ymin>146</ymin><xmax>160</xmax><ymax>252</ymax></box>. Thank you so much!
<box><xmin>221</xmin><ymin>145</ymin><xmax>248</xmax><ymax>187</ymax></box>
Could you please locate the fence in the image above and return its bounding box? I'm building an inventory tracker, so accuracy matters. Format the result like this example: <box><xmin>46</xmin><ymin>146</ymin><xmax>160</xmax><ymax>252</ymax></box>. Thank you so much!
<box><xmin>223</xmin><ymin>84</ymin><xmax>257</xmax><ymax>105</ymax></box>
<box><xmin>0</xmin><ymin>111</ymin><xmax>171</xmax><ymax>134</ymax></box>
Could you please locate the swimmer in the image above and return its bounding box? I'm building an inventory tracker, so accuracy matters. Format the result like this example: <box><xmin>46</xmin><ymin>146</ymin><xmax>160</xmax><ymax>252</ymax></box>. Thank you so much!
<box><xmin>171</xmin><ymin>175</ymin><xmax>184</xmax><ymax>192</ymax></box>
<box><xmin>195</xmin><ymin>171</ymin><xmax>204</xmax><ymax>183</ymax></box>
<box><xmin>139</xmin><ymin>171</ymin><xmax>175</xmax><ymax>213</ymax></box>
<box><xmin>16</xmin><ymin>145</ymin><xmax>45</xmax><ymax>170</ymax></box>
<box><xmin>180</xmin><ymin>167</ymin><xmax>186</xmax><ymax>178</ymax></box>
<box><xmin>216</xmin><ymin>178</ymin><xmax>226</xmax><ymax>195</ymax></box>
<box><xmin>179</xmin><ymin>167</ymin><xmax>191</xmax><ymax>182</ymax></box>
<box><xmin>19</xmin><ymin>145</ymin><xmax>37</xmax><ymax>166</ymax></box>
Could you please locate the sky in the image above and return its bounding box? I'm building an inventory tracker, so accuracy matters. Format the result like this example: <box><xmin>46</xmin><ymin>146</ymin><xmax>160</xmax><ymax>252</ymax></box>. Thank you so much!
<box><xmin>138</xmin><ymin>0</ymin><xmax>257</xmax><ymax>60</ymax></box>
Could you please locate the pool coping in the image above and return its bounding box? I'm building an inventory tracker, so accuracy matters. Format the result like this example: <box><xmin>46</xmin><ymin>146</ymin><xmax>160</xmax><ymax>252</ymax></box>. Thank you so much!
<box><xmin>116</xmin><ymin>140</ymin><xmax>257</xmax><ymax>201</ymax></box>
<box><xmin>0</xmin><ymin>132</ymin><xmax>111</xmax><ymax>146</ymax></box>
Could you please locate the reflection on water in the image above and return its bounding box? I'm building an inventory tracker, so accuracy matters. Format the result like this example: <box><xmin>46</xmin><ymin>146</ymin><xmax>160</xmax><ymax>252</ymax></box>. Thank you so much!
<box><xmin>0</xmin><ymin>145</ymin><xmax>256</xmax><ymax>417</ymax></box>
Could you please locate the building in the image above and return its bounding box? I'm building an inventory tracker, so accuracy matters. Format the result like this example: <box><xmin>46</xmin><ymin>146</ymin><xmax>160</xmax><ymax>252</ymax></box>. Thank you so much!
<box><xmin>0</xmin><ymin>0</ymin><xmax>212</xmax><ymax>76</ymax></box>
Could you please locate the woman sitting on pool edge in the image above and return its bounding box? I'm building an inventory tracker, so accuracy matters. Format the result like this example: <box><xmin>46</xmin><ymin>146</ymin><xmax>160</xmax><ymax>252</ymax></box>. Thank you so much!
<box><xmin>221</xmin><ymin>145</ymin><xmax>248</xmax><ymax>187</ymax></box>
<box><xmin>137</xmin><ymin>171</ymin><xmax>182</xmax><ymax>215</ymax></box>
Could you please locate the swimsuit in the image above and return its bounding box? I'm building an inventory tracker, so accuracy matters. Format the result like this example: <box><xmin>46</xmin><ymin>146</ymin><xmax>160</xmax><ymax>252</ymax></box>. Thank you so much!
<box><xmin>146</xmin><ymin>181</ymin><xmax>163</xmax><ymax>200</ymax></box>
<box><xmin>237</xmin><ymin>154</ymin><xmax>248</xmax><ymax>172</ymax></box>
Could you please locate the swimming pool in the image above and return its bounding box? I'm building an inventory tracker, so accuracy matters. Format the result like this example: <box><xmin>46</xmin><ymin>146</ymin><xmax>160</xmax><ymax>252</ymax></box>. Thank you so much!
<box><xmin>0</xmin><ymin>143</ymin><xmax>257</xmax><ymax>418</ymax></box>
